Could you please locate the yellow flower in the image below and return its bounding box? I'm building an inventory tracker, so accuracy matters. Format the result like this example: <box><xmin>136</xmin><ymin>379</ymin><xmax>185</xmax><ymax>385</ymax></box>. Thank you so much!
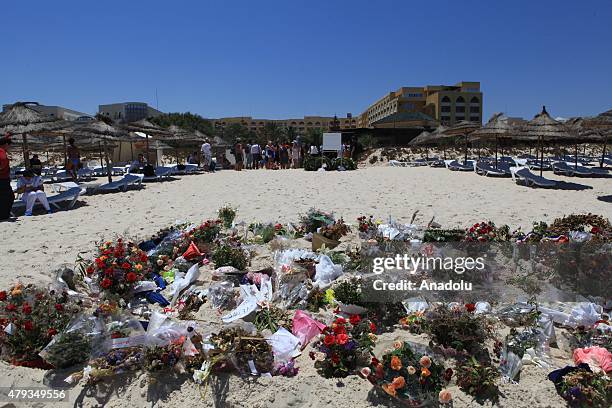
<box><xmin>323</xmin><ymin>289</ymin><xmax>335</xmax><ymax>304</ymax></box>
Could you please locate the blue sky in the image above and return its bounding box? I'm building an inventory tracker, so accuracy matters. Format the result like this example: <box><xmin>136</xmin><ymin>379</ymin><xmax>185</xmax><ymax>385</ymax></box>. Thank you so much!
<box><xmin>1</xmin><ymin>0</ymin><xmax>611</xmax><ymax>121</ymax></box>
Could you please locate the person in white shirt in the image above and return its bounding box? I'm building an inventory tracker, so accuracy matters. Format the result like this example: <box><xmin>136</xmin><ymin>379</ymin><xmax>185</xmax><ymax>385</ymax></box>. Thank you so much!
<box><xmin>250</xmin><ymin>143</ymin><xmax>262</xmax><ymax>169</ymax></box>
<box><xmin>309</xmin><ymin>144</ymin><xmax>319</xmax><ymax>156</ymax></box>
<box><xmin>201</xmin><ymin>140</ymin><xmax>212</xmax><ymax>170</ymax></box>
<box><xmin>16</xmin><ymin>170</ymin><xmax>51</xmax><ymax>216</ymax></box>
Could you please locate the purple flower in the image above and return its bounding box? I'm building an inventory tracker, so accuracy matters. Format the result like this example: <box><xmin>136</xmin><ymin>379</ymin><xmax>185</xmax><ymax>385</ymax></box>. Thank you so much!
<box><xmin>344</xmin><ymin>340</ymin><xmax>357</xmax><ymax>351</ymax></box>
<box><xmin>568</xmin><ymin>387</ymin><xmax>582</xmax><ymax>399</ymax></box>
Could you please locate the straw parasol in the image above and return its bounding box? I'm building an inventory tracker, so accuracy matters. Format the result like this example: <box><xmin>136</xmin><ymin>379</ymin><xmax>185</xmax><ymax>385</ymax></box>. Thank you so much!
<box><xmin>0</xmin><ymin>102</ymin><xmax>72</xmax><ymax>167</ymax></box>
<box><xmin>122</xmin><ymin>119</ymin><xmax>172</xmax><ymax>162</ymax></box>
<box><xmin>582</xmin><ymin>109</ymin><xmax>612</xmax><ymax>167</ymax></box>
<box><xmin>442</xmin><ymin>120</ymin><xmax>481</xmax><ymax>163</ymax></box>
<box><xmin>69</xmin><ymin>120</ymin><xmax>132</xmax><ymax>182</ymax></box>
<box><xmin>470</xmin><ymin>113</ymin><xmax>514</xmax><ymax>168</ymax></box>
<box><xmin>520</xmin><ymin>106</ymin><xmax>572</xmax><ymax>175</ymax></box>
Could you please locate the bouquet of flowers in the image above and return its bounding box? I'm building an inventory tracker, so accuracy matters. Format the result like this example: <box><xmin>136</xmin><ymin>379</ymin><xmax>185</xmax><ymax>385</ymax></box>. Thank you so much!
<box><xmin>548</xmin><ymin>213</ymin><xmax>611</xmax><ymax>240</ymax></box>
<box><xmin>311</xmin><ymin>315</ymin><xmax>376</xmax><ymax>378</ymax></box>
<box><xmin>85</xmin><ymin>347</ymin><xmax>143</xmax><ymax>384</ymax></box>
<box><xmin>363</xmin><ymin>341</ymin><xmax>453</xmax><ymax>406</ymax></box>
<box><xmin>399</xmin><ymin>311</ymin><xmax>427</xmax><ymax>334</ymax></box>
<box><xmin>211</xmin><ymin>242</ymin><xmax>248</xmax><ymax>270</ymax></box>
<box><xmin>186</xmin><ymin>219</ymin><xmax>222</xmax><ymax>245</ymax></box>
<box><xmin>208</xmin><ymin>327</ymin><xmax>274</xmax><ymax>375</ymax></box>
<box><xmin>0</xmin><ymin>283</ymin><xmax>81</xmax><ymax>366</ymax></box>
<box><xmin>357</xmin><ymin>215</ymin><xmax>377</xmax><ymax>237</ymax></box>
<box><xmin>85</xmin><ymin>238</ymin><xmax>151</xmax><ymax>302</ymax></box>
<box><xmin>218</xmin><ymin>205</ymin><xmax>237</xmax><ymax>229</ymax></box>
<box><xmin>456</xmin><ymin>357</ymin><xmax>500</xmax><ymax>403</ymax></box>
<box><xmin>299</xmin><ymin>208</ymin><xmax>334</xmax><ymax>233</ymax></box>
<box><xmin>464</xmin><ymin>221</ymin><xmax>510</xmax><ymax>242</ymax></box>
<box><xmin>318</xmin><ymin>218</ymin><xmax>350</xmax><ymax>241</ymax></box>
<box><xmin>248</xmin><ymin>222</ymin><xmax>285</xmax><ymax>243</ymax></box>
<box><xmin>548</xmin><ymin>364</ymin><xmax>611</xmax><ymax>407</ymax></box>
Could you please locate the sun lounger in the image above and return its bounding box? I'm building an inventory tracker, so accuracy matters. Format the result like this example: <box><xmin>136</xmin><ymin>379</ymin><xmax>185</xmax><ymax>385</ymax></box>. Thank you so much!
<box><xmin>476</xmin><ymin>161</ymin><xmax>511</xmax><ymax>177</ymax></box>
<box><xmin>510</xmin><ymin>166</ymin><xmax>557</xmax><ymax>188</ymax></box>
<box><xmin>95</xmin><ymin>174</ymin><xmax>144</xmax><ymax>193</ymax></box>
<box><xmin>143</xmin><ymin>166</ymin><xmax>174</xmax><ymax>182</ymax></box>
<box><xmin>388</xmin><ymin>160</ymin><xmax>408</xmax><ymax>167</ymax></box>
<box><xmin>11</xmin><ymin>187</ymin><xmax>82</xmax><ymax>214</ymax></box>
<box><xmin>552</xmin><ymin>162</ymin><xmax>593</xmax><ymax>177</ymax></box>
<box><xmin>52</xmin><ymin>182</ymin><xmax>87</xmax><ymax>194</ymax></box>
<box><xmin>445</xmin><ymin>160</ymin><xmax>475</xmax><ymax>171</ymax></box>
<box><xmin>527</xmin><ymin>160</ymin><xmax>552</xmax><ymax>171</ymax></box>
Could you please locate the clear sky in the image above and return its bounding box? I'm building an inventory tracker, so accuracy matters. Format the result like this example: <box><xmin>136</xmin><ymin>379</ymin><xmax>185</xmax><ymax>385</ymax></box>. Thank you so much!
<box><xmin>1</xmin><ymin>0</ymin><xmax>611</xmax><ymax>121</ymax></box>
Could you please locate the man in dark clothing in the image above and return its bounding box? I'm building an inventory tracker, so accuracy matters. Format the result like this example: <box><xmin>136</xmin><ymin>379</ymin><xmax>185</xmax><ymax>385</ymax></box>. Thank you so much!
<box><xmin>30</xmin><ymin>154</ymin><xmax>43</xmax><ymax>175</ymax></box>
<box><xmin>0</xmin><ymin>134</ymin><xmax>15</xmax><ymax>221</ymax></box>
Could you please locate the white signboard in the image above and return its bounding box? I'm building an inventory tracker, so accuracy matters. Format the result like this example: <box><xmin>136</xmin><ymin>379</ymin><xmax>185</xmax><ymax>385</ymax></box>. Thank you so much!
<box><xmin>322</xmin><ymin>133</ymin><xmax>342</xmax><ymax>152</ymax></box>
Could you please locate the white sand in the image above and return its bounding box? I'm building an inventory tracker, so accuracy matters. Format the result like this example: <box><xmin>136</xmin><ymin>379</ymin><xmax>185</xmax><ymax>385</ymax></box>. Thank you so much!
<box><xmin>1</xmin><ymin>166</ymin><xmax>610</xmax><ymax>407</ymax></box>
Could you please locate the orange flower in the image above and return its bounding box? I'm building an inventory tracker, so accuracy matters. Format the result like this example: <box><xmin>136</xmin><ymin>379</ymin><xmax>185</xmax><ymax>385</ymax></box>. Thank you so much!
<box><xmin>390</xmin><ymin>356</ymin><xmax>402</xmax><ymax>371</ymax></box>
<box><xmin>391</xmin><ymin>376</ymin><xmax>405</xmax><ymax>389</ymax></box>
<box><xmin>421</xmin><ymin>367</ymin><xmax>431</xmax><ymax>377</ymax></box>
<box><xmin>419</xmin><ymin>355</ymin><xmax>432</xmax><ymax>368</ymax></box>
<box><xmin>11</xmin><ymin>283</ymin><xmax>23</xmax><ymax>297</ymax></box>
<box><xmin>381</xmin><ymin>383</ymin><xmax>397</xmax><ymax>397</ymax></box>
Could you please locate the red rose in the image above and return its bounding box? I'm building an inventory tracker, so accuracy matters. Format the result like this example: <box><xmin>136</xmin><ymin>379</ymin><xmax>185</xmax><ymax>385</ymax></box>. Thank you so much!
<box><xmin>370</xmin><ymin>322</ymin><xmax>377</xmax><ymax>333</ymax></box>
<box><xmin>22</xmin><ymin>303</ymin><xmax>32</xmax><ymax>314</ymax></box>
<box><xmin>55</xmin><ymin>303</ymin><xmax>64</xmax><ymax>312</ymax></box>
<box><xmin>95</xmin><ymin>258</ymin><xmax>105</xmax><ymax>268</ymax></box>
<box><xmin>36</xmin><ymin>292</ymin><xmax>44</xmax><ymax>301</ymax></box>
<box><xmin>371</xmin><ymin>357</ymin><xmax>380</xmax><ymax>366</ymax></box>
<box><xmin>47</xmin><ymin>328</ymin><xmax>57</xmax><ymax>337</ymax></box>
<box><xmin>140</xmin><ymin>254</ymin><xmax>148</xmax><ymax>263</ymax></box>
<box><xmin>331</xmin><ymin>354</ymin><xmax>340</xmax><ymax>365</ymax></box>
<box><xmin>101</xmin><ymin>278</ymin><xmax>113</xmax><ymax>289</ymax></box>
<box><xmin>104</xmin><ymin>267</ymin><xmax>114</xmax><ymax>277</ymax></box>
<box><xmin>336</xmin><ymin>333</ymin><xmax>349</xmax><ymax>345</ymax></box>
<box><xmin>126</xmin><ymin>272</ymin><xmax>138</xmax><ymax>283</ymax></box>
<box><xmin>465</xmin><ymin>303</ymin><xmax>476</xmax><ymax>313</ymax></box>
<box><xmin>323</xmin><ymin>335</ymin><xmax>336</xmax><ymax>346</ymax></box>
<box><xmin>335</xmin><ymin>317</ymin><xmax>346</xmax><ymax>325</ymax></box>
<box><xmin>6</xmin><ymin>304</ymin><xmax>16</xmax><ymax>312</ymax></box>
<box><xmin>332</xmin><ymin>324</ymin><xmax>346</xmax><ymax>335</ymax></box>
<box><xmin>0</xmin><ymin>291</ymin><xmax>6</xmax><ymax>301</ymax></box>
<box><xmin>86</xmin><ymin>266</ymin><xmax>94</xmax><ymax>275</ymax></box>
<box><xmin>122</xmin><ymin>262</ymin><xmax>131</xmax><ymax>270</ymax></box>
<box><xmin>24</xmin><ymin>320</ymin><xmax>34</xmax><ymax>331</ymax></box>
<box><xmin>349</xmin><ymin>314</ymin><xmax>361</xmax><ymax>325</ymax></box>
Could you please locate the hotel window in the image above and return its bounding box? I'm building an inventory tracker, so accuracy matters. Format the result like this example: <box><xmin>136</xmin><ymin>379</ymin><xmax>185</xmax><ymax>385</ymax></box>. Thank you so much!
<box><xmin>470</xmin><ymin>106</ymin><xmax>480</xmax><ymax>113</ymax></box>
<box><xmin>441</xmin><ymin>96</ymin><xmax>451</xmax><ymax>104</ymax></box>
<box><xmin>441</xmin><ymin>106</ymin><xmax>451</xmax><ymax>112</ymax></box>
<box><xmin>470</xmin><ymin>96</ymin><xmax>480</xmax><ymax>104</ymax></box>
<box><xmin>456</xmin><ymin>96</ymin><xmax>465</xmax><ymax>105</ymax></box>
<box><xmin>456</xmin><ymin>106</ymin><xmax>465</xmax><ymax>113</ymax></box>
<box><xmin>456</xmin><ymin>116</ymin><xmax>465</xmax><ymax>121</ymax></box>
<box><xmin>470</xmin><ymin>116</ymin><xmax>480</xmax><ymax>122</ymax></box>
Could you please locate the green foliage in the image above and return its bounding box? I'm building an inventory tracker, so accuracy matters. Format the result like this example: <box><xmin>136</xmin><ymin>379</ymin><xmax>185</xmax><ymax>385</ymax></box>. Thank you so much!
<box><xmin>358</xmin><ymin>133</ymin><xmax>375</xmax><ymax>149</ymax></box>
<box><xmin>456</xmin><ymin>357</ymin><xmax>500</xmax><ymax>404</ymax></box>
<box><xmin>302</xmin><ymin>128</ymin><xmax>323</xmax><ymax>147</ymax></box>
<box><xmin>211</xmin><ymin>244</ymin><xmax>248</xmax><ymax>270</ymax></box>
<box><xmin>150</xmin><ymin>112</ymin><xmax>215</xmax><ymax>135</ymax></box>
<box><xmin>330</xmin><ymin>157</ymin><xmax>357</xmax><ymax>170</ymax></box>
<box><xmin>303</xmin><ymin>155</ymin><xmax>331</xmax><ymax>171</ymax></box>
<box><xmin>218</xmin><ymin>205</ymin><xmax>237</xmax><ymax>229</ymax></box>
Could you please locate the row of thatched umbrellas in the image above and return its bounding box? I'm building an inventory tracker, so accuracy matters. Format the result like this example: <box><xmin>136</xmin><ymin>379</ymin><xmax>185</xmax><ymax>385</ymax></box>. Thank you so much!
<box><xmin>0</xmin><ymin>102</ymin><xmax>212</xmax><ymax>181</ymax></box>
<box><xmin>410</xmin><ymin>106</ymin><xmax>611</xmax><ymax>175</ymax></box>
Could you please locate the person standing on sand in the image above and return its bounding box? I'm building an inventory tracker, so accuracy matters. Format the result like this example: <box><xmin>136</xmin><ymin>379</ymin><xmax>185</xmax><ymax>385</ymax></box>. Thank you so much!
<box><xmin>0</xmin><ymin>134</ymin><xmax>15</xmax><ymax>221</ymax></box>
<box><xmin>66</xmin><ymin>138</ymin><xmax>80</xmax><ymax>182</ymax></box>
<box><xmin>250</xmin><ymin>142</ymin><xmax>261</xmax><ymax>169</ymax></box>
<box><xmin>201</xmin><ymin>139</ymin><xmax>212</xmax><ymax>171</ymax></box>
<box><xmin>244</xmin><ymin>141</ymin><xmax>252</xmax><ymax>169</ymax></box>
<box><xmin>234</xmin><ymin>139</ymin><xmax>243</xmax><ymax>171</ymax></box>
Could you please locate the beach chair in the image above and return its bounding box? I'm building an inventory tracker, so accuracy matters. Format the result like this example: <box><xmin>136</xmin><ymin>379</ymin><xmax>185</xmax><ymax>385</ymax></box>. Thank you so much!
<box><xmin>143</xmin><ymin>166</ymin><xmax>174</xmax><ymax>182</ymax></box>
<box><xmin>476</xmin><ymin>161</ymin><xmax>511</xmax><ymax>177</ymax></box>
<box><xmin>510</xmin><ymin>166</ymin><xmax>557</xmax><ymax>188</ymax></box>
<box><xmin>552</xmin><ymin>162</ymin><xmax>593</xmax><ymax>177</ymax></box>
<box><xmin>11</xmin><ymin>187</ymin><xmax>82</xmax><ymax>215</ymax></box>
<box><xmin>446</xmin><ymin>160</ymin><xmax>475</xmax><ymax>171</ymax></box>
<box><xmin>95</xmin><ymin>174</ymin><xmax>144</xmax><ymax>193</ymax></box>
<box><xmin>52</xmin><ymin>182</ymin><xmax>87</xmax><ymax>194</ymax></box>
<box><xmin>388</xmin><ymin>160</ymin><xmax>407</xmax><ymax>167</ymax></box>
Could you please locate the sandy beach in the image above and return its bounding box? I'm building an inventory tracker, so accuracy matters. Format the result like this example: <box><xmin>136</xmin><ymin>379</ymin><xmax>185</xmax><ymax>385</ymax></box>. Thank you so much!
<box><xmin>1</xmin><ymin>166</ymin><xmax>610</xmax><ymax>284</ymax></box>
<box><xmin>0</xmin><ymin>166</ymin><xmax>610</xmax><ymax>408</ymax></box>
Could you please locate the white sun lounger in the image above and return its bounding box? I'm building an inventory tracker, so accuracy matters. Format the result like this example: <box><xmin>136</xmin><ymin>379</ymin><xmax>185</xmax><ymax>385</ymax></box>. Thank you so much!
<box><xmin>11</xmin><ymin>187</ymin><xmax>82</xmax><ymax>214</ymax></box>
<box><xmin>476</xmin><ymin>162</ymin><xmax>511</xmax><ymax>177</ymax></box>
<box><xmin>510</xmin><ymin>166</ymin><xmax>557</xmax><ymax>188</ymax></box>
<box><xmin>143</xmin><ymin>166</ymin><xmax>174</xmax><ymax>182</ymax></box>
<box><xmin>445</xmin><ymin>160</ymin><xmax>476</xmax><ymax>171</ymax></box>
<box><xmin>95</xmin><ymin>174</ymin><xmax>144</xmax><ymax>193</ymax></box>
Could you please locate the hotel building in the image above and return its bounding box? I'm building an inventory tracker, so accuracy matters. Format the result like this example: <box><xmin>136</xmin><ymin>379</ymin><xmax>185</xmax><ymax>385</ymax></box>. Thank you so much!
<box><xmin>98</xmin><ymin>102</ymin><xmax>163</xmax><ymax>123</ymax></box>
<box><xmin>211</xmin><ymin>114</ymin><xmax>358</xmax><ymax>134</ymax></box>
<box><xmin>359</xmin><ymin>81</ymin><xmax>483</xmax><ymax>127</ymax></box>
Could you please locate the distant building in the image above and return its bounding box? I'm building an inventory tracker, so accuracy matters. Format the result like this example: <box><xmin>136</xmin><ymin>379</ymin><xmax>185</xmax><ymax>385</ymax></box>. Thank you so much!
<box><xmin>98</xmin><ymin>102</ymin><xmax>163</xmax><ymax>123</ymax></box>
<box><xmin>2</xmin><ymin>104</ymin><xmax>92</xmax><ymax>121</ymax></box>
<box><xmin>210</xmin><ymin>114</ymin><xmax>357</xmax><ymax>135</ymax></box>
<box><xmin>359</xmin><ymin>82</ymin><xmax>483</xmax><ymax>127</ymax></box>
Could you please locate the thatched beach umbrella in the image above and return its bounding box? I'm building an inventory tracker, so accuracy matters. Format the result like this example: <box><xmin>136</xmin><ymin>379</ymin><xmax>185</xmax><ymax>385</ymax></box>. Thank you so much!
<box><xmin>582</xmin><ymin>109</ymin><xmax>612</xmax><ymax>167</ymax></box>
<box><xmin>470</xmin><ymin>113</ymin><xmax>514</xmax><ymax>168</ymax></box>
<box><xmin>123</xmin><ymin>119</ymin><xmax>172</xmax><ymax>162</ymax></box>
<box><xmin>70</xmin><ymin>120</ymin><xmax>132</xmax><ymax>182</ymax></box>
<box><xmin>520</xmin><ymin>106</ymin><xmax>572</xmax><ymax>175</ymax></box>
<box><xmin>0</xmin><ymin>102</ymin><xmax>71</xmax><ymax>167</ymax></box>
<box><xmin>442</xmin><ymin>121</ymin><xmax>481</xmax><ymax>163</ymax></box>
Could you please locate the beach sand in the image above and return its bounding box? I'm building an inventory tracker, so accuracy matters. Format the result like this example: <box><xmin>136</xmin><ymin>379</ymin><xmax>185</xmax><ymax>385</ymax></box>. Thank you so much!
<box><xmin>1</xmin><ymin>166</ymin><xmax>610</xmax><ymax>407</ymax></box>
